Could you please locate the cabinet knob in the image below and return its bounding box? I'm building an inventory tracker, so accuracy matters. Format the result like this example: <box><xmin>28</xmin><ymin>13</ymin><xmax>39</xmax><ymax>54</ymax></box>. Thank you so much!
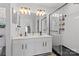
<box><xmin>45</xmin><ymin>42</ymin><xmax>47</xmax><ymax>46</ymax></box>
<box><xmin>43</xmin><ymin>42</ymin><xmax>44</xmax><ymax>47</ymax></box>
<box><xmin>22</xmin><ymin>44</ymin><xmax>24</xmax><ymax>50</ymax></box>
<box><xmin>25</xmin><ymin>44</ymin><xmax>27</xmax><ymax>49</ymax></box>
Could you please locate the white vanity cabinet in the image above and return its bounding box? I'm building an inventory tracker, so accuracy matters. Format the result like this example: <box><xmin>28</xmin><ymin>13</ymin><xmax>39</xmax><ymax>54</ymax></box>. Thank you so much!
<box><xmin>12</xmin><ymin>36</ymin><xmax>52</xmax><ymax>56</ymax></box>
<box><xmin>12</xmin><ymin>39</ymin><xmax>24</xmax><ymax>56</ymax></box>
<box><xmin>23</xmin><ymin>39</ymin><xmax>35</xmax><ymax>56</ymax></box>
<box><xmin>12</xmin><ymin>39</ymin><xmax>35</xmax><ymax>56</ymax></box>
<box><xmin>42</xmin><ymin>37</ymin><xmax>52</xmax><ymax>53</ymax></box>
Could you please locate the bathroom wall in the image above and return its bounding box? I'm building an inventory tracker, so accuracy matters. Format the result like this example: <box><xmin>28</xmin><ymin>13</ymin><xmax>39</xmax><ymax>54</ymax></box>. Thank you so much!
<box><xmin>0</xmin><ymin>9</ymin><xmax>6</xmax><ymax>47</ymax></box>
<box><xmin>52</xmin><ymin>4</ymin><xmax>79</xmax><ymax>53</ymax></box>
<box><xmin>0</xmin><ymin>28</ymin><xmax>6</xmax><ymax>47</ymax></box>
<box><xmin>62</xmin><ymin>4</ymin><xmax>79</xmax><ymax>53</ymax></box>
<box><xmin>0</xmin><ymin>4</ymin><xmax>11</xmax><ymax>56</ymax></box>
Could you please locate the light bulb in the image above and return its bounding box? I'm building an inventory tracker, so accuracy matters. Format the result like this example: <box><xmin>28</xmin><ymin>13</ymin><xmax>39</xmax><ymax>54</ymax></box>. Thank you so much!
<box><xmin>36</xmin><ymin>9</ymin><xmax>45</xmax><ymax>16</ymax></box>
<box><xmin>27</xmin><ymin>9</ymin><xmax>31</xmax><ymax>15</ymax></box>
<box><xmin>39</xmin><ymin>11</ymin><xmax>42</xmax><ymax>16</ymax></box>
<box><xmin>36</xmin><ymin>11</ymin><xmax>39</xmax><ymax>16</ymax></box>
<box><xmin>24</xmin><ymin>9</ymin><xmax>27</xmax><ymax>15</ymax></box>
<box><xmin>41</xmin><ymin>11</ymin><xmax>45</xmax><ymax>16</ymax></box>
<box><xmin>19</xmin><ymin>8</ymin><xmax>24</xmax><ymax>14</ymax></box>
<box><xmin>13</xmin><ymin>9</ymin><xmax>16</xmax><ymax>14</ymax></box>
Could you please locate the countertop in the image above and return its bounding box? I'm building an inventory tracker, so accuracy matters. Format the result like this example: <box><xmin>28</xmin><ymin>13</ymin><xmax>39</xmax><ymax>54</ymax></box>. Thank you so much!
<box><xmin>12</xmin><ymin>35</ymin><xmax>52</xmax><ymax>40</ymax></box>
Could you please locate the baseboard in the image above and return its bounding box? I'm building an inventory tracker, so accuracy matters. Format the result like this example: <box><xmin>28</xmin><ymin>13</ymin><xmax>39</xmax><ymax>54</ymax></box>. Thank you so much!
<box><xmin>34</xmin><ymin>52</ymin><xmax>53</xmax><ymax>56</ymax></box>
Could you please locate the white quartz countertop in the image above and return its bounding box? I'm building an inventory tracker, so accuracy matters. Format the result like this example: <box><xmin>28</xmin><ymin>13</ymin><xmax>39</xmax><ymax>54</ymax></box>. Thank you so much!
<box><xmin>12</xmin><ymin>35</ymin><xmax>52</xmax><ymax>40</ymax></box>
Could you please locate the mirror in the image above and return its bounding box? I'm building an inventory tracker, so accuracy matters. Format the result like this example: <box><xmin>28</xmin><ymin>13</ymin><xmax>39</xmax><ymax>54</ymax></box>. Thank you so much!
<box><xmin>36</xmin><ymin>15</ymin><xmax>47</xmax><ymax>34</ymax></box>
<box><xmin>18</xmin><ymin>13</ymin><xmax>37</xmax><ymax>33</ymax></box>
<box><xmin>41</xmin><ymin>17</ymin><xmax>47</xmax><ymax>34</ymax></box>
<box><xmin>12</xmin><ymin>9</ymin><xmax>48</xmax><ymax>35</ymax></box>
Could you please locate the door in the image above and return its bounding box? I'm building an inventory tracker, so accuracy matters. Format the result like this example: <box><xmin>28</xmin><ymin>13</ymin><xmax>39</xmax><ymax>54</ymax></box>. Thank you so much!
<box><xmin>42</xmin><ymin>37</ymin><xmax>52</xmax><ymax>53</ymax></box>
<box><xmin>23</xmin><ymin>39</ymin><xmax>35</xmax><ymax>56</ymax></box>
<box><xmin>12</xmin><ymin>40</ymin><xmax>24</xmax><ymax>56</ymax></box>
<box><xmin>34</xmin><ymin>38</ymin><xmax>44</xmax><ymax>55</ymax></box>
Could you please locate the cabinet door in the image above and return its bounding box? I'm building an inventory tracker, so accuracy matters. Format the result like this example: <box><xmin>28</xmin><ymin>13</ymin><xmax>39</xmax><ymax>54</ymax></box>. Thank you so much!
<box><xmin>42</xmin><ymin>37</ymin><xmax>52</xmax><ymax>53</ymax></box>
<box><xmin>34</xmin><ymin>38</ymin><xmax>43</xmax><ymax>55</ymax></box>
<box><xmin>23</xmin><ymin>39</ymin><xmax>35</xmax><ymax>56</ymax></box>
<box><xmin>34</xmin><ymin>37</ymin><xmax>52</xmax><ymax>55</ymax></box>
<box><xmin>12</xmin><ymin>40</ymin><xmax>24</xmax><ymax>56</ymax></box>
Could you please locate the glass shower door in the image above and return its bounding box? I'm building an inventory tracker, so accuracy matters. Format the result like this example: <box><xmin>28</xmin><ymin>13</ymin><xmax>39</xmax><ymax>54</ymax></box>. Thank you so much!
<box><xmin>49</xmin><ymin>13</ymin><xmax>62</xmax><ymax>56</ymax></box>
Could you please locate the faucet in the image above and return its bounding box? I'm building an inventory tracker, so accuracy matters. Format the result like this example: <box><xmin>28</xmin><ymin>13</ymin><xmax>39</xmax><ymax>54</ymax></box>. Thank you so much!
<box><xmin>25</xmin><ymin>32</ymin><xmax>27</xmax><ymax>36</ymax></box>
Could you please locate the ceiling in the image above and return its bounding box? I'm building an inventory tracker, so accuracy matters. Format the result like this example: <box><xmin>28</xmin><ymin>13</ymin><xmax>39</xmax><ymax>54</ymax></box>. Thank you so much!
<box><xmin>11</xmin><ymin>3</ymin><xmax>65</xmax><ymax>14</ymax></box>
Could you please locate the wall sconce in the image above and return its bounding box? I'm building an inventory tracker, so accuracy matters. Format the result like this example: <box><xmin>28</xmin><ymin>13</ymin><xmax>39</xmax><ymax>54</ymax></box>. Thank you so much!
<box><xmin>36</xmin><ymin>9</ymin><xmax>45</xmax><ymax>16</ymax></box>
<box><xmin>19</xmin><ymin>7</ymin><xmax>30</xmax><ymax>15</ymax></box>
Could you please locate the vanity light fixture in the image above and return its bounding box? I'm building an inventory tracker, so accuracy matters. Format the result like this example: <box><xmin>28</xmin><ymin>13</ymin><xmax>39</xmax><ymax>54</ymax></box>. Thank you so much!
<box><xmin>36</xmin><ymin>9</ymin><xmax>45</xmax><ymax>16</ymax></box>
<box><xmin>19</xmin><ymin>7</ymin><xmax>30</xmax><ymax>15</ymax></box>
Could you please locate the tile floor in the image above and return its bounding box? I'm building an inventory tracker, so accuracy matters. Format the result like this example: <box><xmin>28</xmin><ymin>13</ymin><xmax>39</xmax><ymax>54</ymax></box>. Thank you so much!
<box><xmin>50</xmin><ymin>53</ymin><xmax>57</xmax><ymax>56</ymax></box>
<box><xmin>47</xmin><ymin>52</ymin><xmax>57</xmax><ymax>56</ymax></box>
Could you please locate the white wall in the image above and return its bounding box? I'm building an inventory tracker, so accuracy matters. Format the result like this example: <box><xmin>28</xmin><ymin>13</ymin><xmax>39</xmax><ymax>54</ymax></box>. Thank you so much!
<box><xmin>62</xmin><ymin>4</ymin><xmax>79</xmax><ymax>53</ymax></box>
<box><xmin>0</xmin><ymin>4</ymin><xmax>11</xmax><ymax>56</ymax></box>
<box><xmin>0</xmin><ymin>28</ymin><xmax>6</xmax><ymax>47</ymax></box>
<box><xmin>0</xmin><ymin>6</ymin><xmax>6</xmax><ymax>47</ymax></box>
<box><xmin>52</xmin><ymin>4</ymin><xmax>79</xmax><ymax>53</ymax></box>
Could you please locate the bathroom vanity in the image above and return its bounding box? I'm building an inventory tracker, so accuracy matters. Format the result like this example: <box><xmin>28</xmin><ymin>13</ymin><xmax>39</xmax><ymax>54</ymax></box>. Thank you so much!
<box><xmin>11</xmin><ymin>4</ymin><xmax>52</xmax><ymax>56</ymax></box>
<box><xmin>11</xmin><ymin>35</ymin><xmax>52</xmax><ymax>56</ymax></box>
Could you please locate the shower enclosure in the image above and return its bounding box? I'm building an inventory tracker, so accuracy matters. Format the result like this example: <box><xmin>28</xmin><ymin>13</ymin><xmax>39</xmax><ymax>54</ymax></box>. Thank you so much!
<box><xmin>49</xmin><ymin>13</ymin><xmax>62</xmax><ymax>56</ymax></box>
<box><xmin>49</xmin><ymin>13</ymin><xmax>79</xmax><ymax>56</ymax></box>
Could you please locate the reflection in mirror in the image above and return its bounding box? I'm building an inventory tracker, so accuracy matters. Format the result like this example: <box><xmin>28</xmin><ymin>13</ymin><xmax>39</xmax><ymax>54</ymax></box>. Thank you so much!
<box><xmin>18</xmin><ymin>13</ymin><xmax>36</xmax><ymax>34</ymax></box>
<box><xmin>25</xmin><ymin>26</ymin><xmax>31</xmax><ymax>33</ymax></box>
<box><xmin>36</xmin><ymin>15</ymin><xmax>47</xmax><ymax>35</ymax></box>
<box><xmin>37</xmin><ymin>19</ymin><xmax>39</xmax><ymax>33</ymax></box>
<box><xmin>50</xmin><ymin>14</ymin><xmax>59</xmax><ymax>35</ymax></box>
<box><xmin>41</xmin><ymin>17</ymin><xmax>47</xmax><ymax>34</ymax></box>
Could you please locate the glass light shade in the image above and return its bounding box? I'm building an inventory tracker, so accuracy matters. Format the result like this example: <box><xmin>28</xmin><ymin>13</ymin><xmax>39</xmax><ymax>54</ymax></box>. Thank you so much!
<box><xmin>36</xmin><ymin>11</ymin><xmax>40</xmax><ymax>16</ymax></box>
<box><xmin>36</xmin><ymin>9</ymin><xmax>45</xmax><ymax>16</ymax></box>
<box><xmin>19</xmin><ymin>8</ymin><xmax>24</xmax><ymax>14</ymax></box>
<box><xmin>41</xmin><ymin>11</ymin><xmax>45</xmax><ymax>16</ymax></box>
<box><xmin>24</xmin><ymin>9</ymin><xmax>28</xmax><ymax>15</ymax></box>
<box><xmin>27</xmin><ymin>9</ymin><xmax>31</xmax><ymax>15</ymax></box>
<box><xmin>19</xmin><ymin>7</ymin><xmax>30</xmax><ymax>15</ymax></box>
